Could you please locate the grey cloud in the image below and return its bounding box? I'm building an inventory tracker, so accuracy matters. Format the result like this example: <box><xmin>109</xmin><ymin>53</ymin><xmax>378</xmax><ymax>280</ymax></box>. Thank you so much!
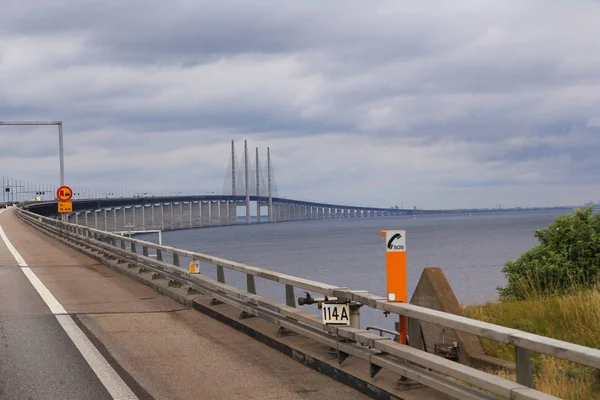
<box><xmin>1</xmin><ymin>0</ymin><xmax>600</xmax><ymax>207</ymax></box>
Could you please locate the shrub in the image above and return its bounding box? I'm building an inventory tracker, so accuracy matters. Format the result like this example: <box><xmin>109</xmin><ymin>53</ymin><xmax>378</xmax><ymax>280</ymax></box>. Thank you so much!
<box><xmin>498</xmin><ymin>205</ymin><xmax>600</xmax><ymax>301</ymax></box>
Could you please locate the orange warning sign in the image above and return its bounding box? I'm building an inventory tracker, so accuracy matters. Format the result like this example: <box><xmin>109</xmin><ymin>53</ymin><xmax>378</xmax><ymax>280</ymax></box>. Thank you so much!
<box><xmin>58</xmin><ymin>202</ymin><xmax>72</xmax><ymax>213</ymax></box>
<box><xmin>56</xmin><ymin>186</ymin><xmax>73</xmax><ymax>202</ymax></box>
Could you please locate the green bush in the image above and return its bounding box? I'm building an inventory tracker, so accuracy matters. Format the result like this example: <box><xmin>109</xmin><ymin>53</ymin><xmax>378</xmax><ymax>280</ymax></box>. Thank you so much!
<box><xmin>498</xmin><ymin>205</ymin><xmax>600</xmax><ymax>301</ymax></box>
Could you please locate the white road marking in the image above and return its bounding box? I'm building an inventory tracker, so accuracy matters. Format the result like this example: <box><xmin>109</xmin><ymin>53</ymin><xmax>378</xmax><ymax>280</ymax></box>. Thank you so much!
<box><xmin>0</xmin><ymin>211</ymin><xmax>138</xmax><ymax>400</ymax></box>
<box><xmin>20</xmin><ymin>266</ymin><xmax>67</xmax><ymax>314</ymax></box>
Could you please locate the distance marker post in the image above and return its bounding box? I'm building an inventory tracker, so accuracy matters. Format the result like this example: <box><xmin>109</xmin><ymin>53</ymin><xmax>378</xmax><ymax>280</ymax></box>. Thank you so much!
<box><xmin>381</xmin><ymin>230</ymin><xmax>407</xmax><ymax>344</ymax></box>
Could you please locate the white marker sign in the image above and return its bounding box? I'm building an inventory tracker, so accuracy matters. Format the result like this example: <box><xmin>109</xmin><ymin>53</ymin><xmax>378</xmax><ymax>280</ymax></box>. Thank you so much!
<box><xmin>385</xmin><ymin>230</ymin><xmax>406</xmax><ymax>252</ymax></box>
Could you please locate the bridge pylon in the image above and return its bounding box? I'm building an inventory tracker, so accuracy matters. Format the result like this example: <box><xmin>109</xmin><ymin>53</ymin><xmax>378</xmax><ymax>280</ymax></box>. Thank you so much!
<box><xmin>222</xmin><ymin>140</ymin><xmax>278</xmax><ymax>223</ymax></box>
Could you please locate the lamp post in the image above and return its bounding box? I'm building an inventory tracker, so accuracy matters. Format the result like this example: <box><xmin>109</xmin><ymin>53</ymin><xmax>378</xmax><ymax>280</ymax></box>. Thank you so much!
<box><xmin>0</xmin><ymin>121</ymin><xmax>65</xmax><ymax>219</ymax></box>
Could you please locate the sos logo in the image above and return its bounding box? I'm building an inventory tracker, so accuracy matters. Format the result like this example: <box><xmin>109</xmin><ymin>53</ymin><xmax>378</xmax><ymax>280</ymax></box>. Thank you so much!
<box><xmin>387</xmin><ymin>232</ymin><xmax>406</xmax><ymax>251</ymax></box>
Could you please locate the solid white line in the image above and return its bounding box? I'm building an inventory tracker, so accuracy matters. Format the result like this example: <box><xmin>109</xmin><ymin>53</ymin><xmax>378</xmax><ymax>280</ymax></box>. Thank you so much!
<box><xmin>56</xmin><ymin>315</ymin><xmax>139</xmax><ymax>400</ymax></box>
<box><xmin>0</xmin><ymin>218</ymin><xmax>27</xmax><ymax>267</ymax></box>
<box><xmin>0</xmin><ymin>213</ymin><xmax>138</xmax><ymax>400</ymax></box>
<box><xmin>20</xmin><ymin>266</ymin><xmax>67</xmax><ymax>314</ymax></box>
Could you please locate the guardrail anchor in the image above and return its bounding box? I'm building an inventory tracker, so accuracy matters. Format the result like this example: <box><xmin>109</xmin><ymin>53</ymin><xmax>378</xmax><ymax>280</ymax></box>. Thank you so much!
<box><xmin>168</xmin><ymin>280</ymin><xmax>182</xmax><ymax>288</ymax></box>
<box><xmin>210</xmin><ymin>298</ymin><xmax>224</xmax><ymax>306</ymax></box>
<box><xmin>397</xmin><ymin>375</ymin><xmax>424</xmax><ymax>390</ymax></box>
<box><xmin>152</xmin><ymin>272</ymin><xmax>166</xmax><ymax>280</ymax></box>
<box><xmin>240</xmin><ymin>311</ymin><xmax>256</xmax><ymax>319</ymax></box>
<box><xmin>276</xmin><ymin>327</ymin><xmax>296</xmax><ymax>338</ymax></box>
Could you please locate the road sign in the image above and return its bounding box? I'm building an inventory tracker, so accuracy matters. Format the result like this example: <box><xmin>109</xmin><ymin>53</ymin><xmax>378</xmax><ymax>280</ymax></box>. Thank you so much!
<box><xmin>58</xmin><ymin>202</ymin><xmax>72</xmax><ymax>213</ymax></box>
<box><xmin>56</xmin><ymin>186</ymin><xmax>73</xmax><ymax>202</ymax></box>
<box><xmin>386</xmin><ymin>230</ymin><xmax>406</xmax><ymax>252</ymax></box>
<box><xmin>381</xmin><ymin>229</ymin><xmax>407</xmax><ymax>345</ymax></box>
<box><xmin>322</xmin><ymin>303</ymin><xmax>350</xmax><ymax>325</ymax></box>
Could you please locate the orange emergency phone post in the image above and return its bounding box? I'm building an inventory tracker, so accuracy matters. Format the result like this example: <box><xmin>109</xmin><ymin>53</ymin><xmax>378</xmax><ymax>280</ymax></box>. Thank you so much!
<box><xmin>381</xmin><ymin>230</ymin><xmax>407</xmax><ymax>345</ymax></box>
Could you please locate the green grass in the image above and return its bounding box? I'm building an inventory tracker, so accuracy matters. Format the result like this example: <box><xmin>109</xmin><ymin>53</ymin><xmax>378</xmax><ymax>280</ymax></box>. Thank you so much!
<box><xmin>463</xmin><ymin>283</ymin><xmax>600</xmax><ymax>400</ymax></box>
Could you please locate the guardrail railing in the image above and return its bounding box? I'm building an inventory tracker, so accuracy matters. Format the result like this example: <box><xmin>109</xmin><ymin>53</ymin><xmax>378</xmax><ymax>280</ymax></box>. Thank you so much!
<box><xmin>18</xmin><ymin>209</ymin><xmax>600</xmax><ymax>400</ymax></box>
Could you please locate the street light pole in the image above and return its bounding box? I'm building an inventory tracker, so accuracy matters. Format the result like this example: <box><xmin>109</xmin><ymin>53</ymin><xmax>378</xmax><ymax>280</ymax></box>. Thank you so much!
<box><xmin>0</xmin><ymin>121</ymin><xmax>65</xmax><ymax>219</ymax></box>
<box><xmin>58</xmin><ymin>122</ymin><xmax>64</xmax><ymax>186</ymax></box>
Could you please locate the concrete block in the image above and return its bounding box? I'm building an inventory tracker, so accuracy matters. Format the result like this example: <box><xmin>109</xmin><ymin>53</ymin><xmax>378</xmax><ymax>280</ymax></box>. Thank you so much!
<box><xmin>410</xmin><ymin>267</ymin><xmax>515</xmax><ymax>372</ymax></box>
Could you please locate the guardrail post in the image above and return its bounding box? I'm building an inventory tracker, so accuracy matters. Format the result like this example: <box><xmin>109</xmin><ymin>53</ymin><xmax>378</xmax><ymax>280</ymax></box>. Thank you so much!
<box><xmin>246</xmin><ymin>274</ymin><xmax>256</xmax><ymax>294</ymax></box>
<box><xmin>121</xmin><ymin>239</ymin><xmax>126</xmax><ymax>250</ymax></box>
<box><xmin>130</xmin><ymin>242</ymin><xmax>137</xmax><ymax>253</ymax></box>
<box><xmin>173</xmin><ymin>253</ymin><xmax>180</xmax><ymax>267</ymax></box>
<box><xmin>156</xmin><ymin>249</ymin><xmax>163</xmax><ymax>261</ymax></box>
<box><xmin>349</xmin><ymin>304</ymin><xmax>361</xmax><ymax>329</ymax></box>
<box><xmin>143</xmin><ymin>246</ymin><xmax>149</xmax><ymax>257</ymax></box>
<box><xmin>209</xmin><ymin>265</ymin><xmax>226</xmax><ymax>306</ymax></box>
<box><xmin>285</xmin><ymin>284</ymin><xmax>296</xmax><ymax>308</ymax></box>
<box><xmin>217</xmin><ymin>265</ymin><xmax>225</xmax><ymax>283</ymax></box>
<box><xmin>516</xmin><ymin>346</ymin><xmax>534</xmax><ymax>388</ymax></box>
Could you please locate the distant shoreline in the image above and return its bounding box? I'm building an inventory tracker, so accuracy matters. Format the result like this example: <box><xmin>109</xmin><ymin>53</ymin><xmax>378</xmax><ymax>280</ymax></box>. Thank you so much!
<box><xmin>387</xmin><ymin>205</ymin><xmax>589</xmax><ymax>215</ymax></box>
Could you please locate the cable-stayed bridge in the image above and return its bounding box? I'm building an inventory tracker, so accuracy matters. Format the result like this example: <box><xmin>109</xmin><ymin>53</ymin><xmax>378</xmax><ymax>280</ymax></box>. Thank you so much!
<box><xmin>2</xmin><ymin>140</ymin><xmax>407</xmax><ymax>232</ymax></box>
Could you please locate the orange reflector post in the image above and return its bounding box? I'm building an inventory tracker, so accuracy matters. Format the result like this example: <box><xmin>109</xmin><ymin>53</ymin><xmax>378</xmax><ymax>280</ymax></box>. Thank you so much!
<box><xmin>381</xmin><ymin>230</ymin><xmax>407</xmax><ymax>344</ymax></box>
<box><xmin>189</xmin><ymin>260</ymin><xmax>200</xmax><ymax>274</ymax></box>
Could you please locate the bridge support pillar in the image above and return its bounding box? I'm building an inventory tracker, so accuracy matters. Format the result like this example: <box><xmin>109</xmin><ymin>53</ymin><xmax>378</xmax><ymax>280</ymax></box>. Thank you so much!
<box><xmin>150</xmin><ymin>204</ymin><xmax>155</xmax><ymax>230</ymax></box>
<box><xmin>190</xmin><ymin>201</ymin><xmax>198</xmax><ymax>228</ymax></box>
<box><xmin>210</xmin><ymin>201</ymin><xmax>219</xmax><ymax>226</ymax></box>
<box><xmin>201</xmin><ymin>202</ymin><xmax>210</xmax><ymax>226</ymax></box>
<box><xmin>228</xmin><ymin>201</ymin><xmax>237</xmax><ymax>225</ymax></box>
<box><xmin>196</xmin><ymin>201</ymin><xmax>202</xmax><ymax>228</ymax></box>
<box><xmin>118</xmin><ymin>207</ymin><xmax>125</xmax><ymax>230</ymax></box>
<box><xmin>185</xmin><ymin>202</ymin><xmax>191</xmax><ymax>229</ymax></box>
<box><xmin>168</xmin><ymin>203</ymin><xmax>175</xmax><ymax>230</ymax></box>
<box><xmin>278</xmin><ymin>203</ymin><xmax>285</xmax><ymax>222</ymax></box>
<box><xmin>219</xmin><ymin>201</ymin><xmax>228</xmax><ymax>225</ymax></box>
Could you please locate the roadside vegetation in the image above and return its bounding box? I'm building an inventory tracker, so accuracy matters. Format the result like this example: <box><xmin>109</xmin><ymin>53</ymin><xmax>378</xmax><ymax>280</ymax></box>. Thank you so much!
<box><xmin>463</xmin><ymin>206</ymin><xmax>600</xmax><ymax>399</ymax></box>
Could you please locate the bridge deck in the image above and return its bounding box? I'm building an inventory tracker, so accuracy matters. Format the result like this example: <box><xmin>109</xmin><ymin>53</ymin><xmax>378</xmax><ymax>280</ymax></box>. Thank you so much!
<box><xmin>0</xmin><ymin>208</ymin><xmax>372</xmax><ymax>400</ymax></box>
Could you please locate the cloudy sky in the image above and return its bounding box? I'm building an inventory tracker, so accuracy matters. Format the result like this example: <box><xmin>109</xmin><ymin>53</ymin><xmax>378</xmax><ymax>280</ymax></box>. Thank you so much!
<box><xmin>1</xmin><ymin>0</ymin><xmax>599</xmax><ymax>209</ymax></box>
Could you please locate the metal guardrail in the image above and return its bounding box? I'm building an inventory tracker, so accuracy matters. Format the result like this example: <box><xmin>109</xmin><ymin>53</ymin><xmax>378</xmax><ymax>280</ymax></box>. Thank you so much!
<box><xmin>18</xmin><ymin>209</ymin><xmax>600</xmax><ymax>400</ymax></box>
<box><xmin>366</xmin><ymin>326</ymin><xmax>400</xmax><ymax>338</ymax></box>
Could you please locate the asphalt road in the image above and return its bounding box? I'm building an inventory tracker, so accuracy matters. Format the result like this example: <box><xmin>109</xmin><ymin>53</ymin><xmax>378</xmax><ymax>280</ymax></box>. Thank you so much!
<box><xmin>0</xmin><ymin>207</ymin><xmax>381</xmax><ymax>400</ymax></box>
<box><xmin>0</xmin><ymin>255</ymin><xmax>114</xmax><ymax>399</ymax></box>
